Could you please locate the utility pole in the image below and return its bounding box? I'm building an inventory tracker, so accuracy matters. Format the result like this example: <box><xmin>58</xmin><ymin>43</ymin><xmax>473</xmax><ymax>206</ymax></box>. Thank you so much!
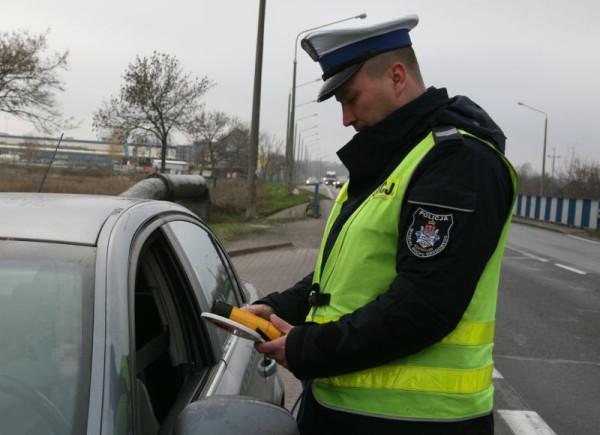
<box><xmin>548</xmin><ymin>147</ymin><xmax>561</xmax><ymax>178</ymax></box>
<box><xmin>246</xmin><ymin>0</ymin><xmax>266</xmax><ymax>220</ymax></box>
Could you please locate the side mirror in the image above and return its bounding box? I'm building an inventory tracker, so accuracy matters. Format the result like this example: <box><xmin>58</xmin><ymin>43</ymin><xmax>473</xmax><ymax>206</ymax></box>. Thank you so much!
<box><xmin>174</xmin><ymin>396</ymin><xmax>299</xmax><ymax>435</ymax></box>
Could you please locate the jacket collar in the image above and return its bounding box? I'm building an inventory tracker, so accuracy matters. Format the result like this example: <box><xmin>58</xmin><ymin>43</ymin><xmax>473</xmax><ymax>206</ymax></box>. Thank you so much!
<box><xmin>337</xmin><ymin>87</ymin><xmax>450</xmax><ymax>192</ymax></box>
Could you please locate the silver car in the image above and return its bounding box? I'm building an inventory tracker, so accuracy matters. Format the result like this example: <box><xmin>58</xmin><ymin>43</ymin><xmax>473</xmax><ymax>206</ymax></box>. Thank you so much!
<box><xmin>0</xmin><ymin>193</ymin><xmax>296</xmax><ymax>435</ymax></box>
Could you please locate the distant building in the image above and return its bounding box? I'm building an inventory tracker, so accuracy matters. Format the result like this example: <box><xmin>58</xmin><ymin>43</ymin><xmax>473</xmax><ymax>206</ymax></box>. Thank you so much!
<box><xmin>176</xmin><ymin>144</ymin><xmax>195</xmax><ymax>162</ymax></box>
<box><xmin>152</xmin><ymin>159</ymin><xmax>189</xmax><ymax>174</ymax></box>
<box><xmin>0</xmin><ymin>133</ymin><xmax>178</xmax><ymax>168</ymax></box>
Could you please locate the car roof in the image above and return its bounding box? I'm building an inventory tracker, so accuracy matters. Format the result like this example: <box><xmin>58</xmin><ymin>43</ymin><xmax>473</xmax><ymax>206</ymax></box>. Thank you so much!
<box><xmin>0</xmin><ymin>193</ymin><xmax>148</xmax><ymax>245</ymax></box>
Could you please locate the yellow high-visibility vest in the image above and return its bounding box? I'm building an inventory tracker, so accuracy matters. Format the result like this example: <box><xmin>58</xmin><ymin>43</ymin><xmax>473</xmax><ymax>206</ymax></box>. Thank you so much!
<box><xmin>307</xmin><ymin>129</ymin><xmax>517</xmax><ymax>420</ymax></box>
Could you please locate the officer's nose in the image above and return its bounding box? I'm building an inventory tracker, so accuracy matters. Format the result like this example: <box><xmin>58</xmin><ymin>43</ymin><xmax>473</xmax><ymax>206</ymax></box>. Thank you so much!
<box><xmin>341</xmin><ymin>102</ymin><xmax>356</xmax><ymax>128</ymax></box>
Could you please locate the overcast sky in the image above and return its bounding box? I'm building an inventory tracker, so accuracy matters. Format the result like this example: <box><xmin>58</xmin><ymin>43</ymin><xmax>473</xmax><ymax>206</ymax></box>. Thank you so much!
<box><xmin>2</xmin><ymin>0</ymin><xmax>599</xmax><ymax>171</ymax></box>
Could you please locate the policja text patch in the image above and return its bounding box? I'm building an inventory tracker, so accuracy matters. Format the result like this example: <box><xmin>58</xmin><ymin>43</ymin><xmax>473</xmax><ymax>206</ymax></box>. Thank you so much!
<box><xmin>406</xmin><ymin>207</ymin><xmax>454</xmax><ymax>258</ymax></box>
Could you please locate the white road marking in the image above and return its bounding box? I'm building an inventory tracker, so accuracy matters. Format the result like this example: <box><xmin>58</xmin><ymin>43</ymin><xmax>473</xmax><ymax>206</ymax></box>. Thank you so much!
<box><xmin>507</xmin><ymin>247</ymin><xmax>549</xmax><ymax>263</ymax></box>
<box><xmin>554</xmin><ymin>263</ymin><xmax>587</xmax><ymax>275</ymax></box>
<box><xmin>493</xmin><ymin>368</ymin><xmax>504</xmax><ymax>379</ymax></box>
<box><xmin>495</xmin><ymin>354</ymin><xmax>600</xmax><ymax>368</ymax></box>
<box><xmin>498</xmin><ymin>410</ymin><xmax>557</xmax><ymax>435</ymax></box>
<box><xmin>504</xmin><ymin>256</ymin><xmax>541</xmax><ymax>260</ymax></box>
<box><xmin>567</xmin><ymin>234</ymin><xmax>600</xmax><ymax>245</ymax></box>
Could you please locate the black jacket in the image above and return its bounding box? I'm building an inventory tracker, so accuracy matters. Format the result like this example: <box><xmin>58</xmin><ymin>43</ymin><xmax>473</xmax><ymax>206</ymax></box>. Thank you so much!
<box><xmin>258</xmin><ymin>86</ymin><xmax>512</xmax><ymax>381</ymax></box>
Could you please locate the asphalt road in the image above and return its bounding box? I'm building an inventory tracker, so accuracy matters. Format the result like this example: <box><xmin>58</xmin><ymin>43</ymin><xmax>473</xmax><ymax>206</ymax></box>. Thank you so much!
<box><xmin>494</xmin><ymin>223</ymin><xmax>600</xmax><ymax>434</ymax></box>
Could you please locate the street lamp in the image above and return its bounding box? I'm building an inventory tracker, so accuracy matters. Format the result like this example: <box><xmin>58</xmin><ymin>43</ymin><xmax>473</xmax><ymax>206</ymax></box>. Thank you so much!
<box><xmin>296</xmin><ymin>113</ymin><xmax>318</xmax><ymax>122</ymax></box>
<box><xmin>295</xmin><ymin>125</ymin><xmax>318</xmax><ymax>157</ymax></box>
<box><xmin>296</xmin><ymin>124</ymin><xmax>318</xmax><ymax>150</ymax></box>
<box><xmin>299</xmin><ymin>138</ymin><xmax>320</xmax><ymax>181</ymax></box>
<box><xmin>246</xmin><ymin>0</ymin><xmax>267</xmax><ymax>219</ymax></box>
<box><xmin>285</xmin><ymin>12</ymin><xmax>367</xmax><ymax>193</ymax></box>
<box><xmin>301</xmin><ymin>138</ymin><xmax>319</xmax><ymax>160</ymax></box>
<box><xmin>294</xmin><ymin>122</ymin><xmax>318</xmax><ymax>181</ymax></box>
<box><xmin>517</xmin><ymin>101</ymin><xmax>548</xmax><ymax>196</ymax></box>
<box><xmin>302</xmin><ymin>132</ymin><xmax>319</xmax><ymax>140</ymax></box>
<box><xmin>296</xmin><ymin>77</ymin><xmax>321</xmax><ymax>88</ymax></box>
<box><xmin>296</xmin><ymin>99</ymin><xmax>317</xmax><ymax>108</ymax></box>
<box><xmin>297</xmin><ymin>133</ymin><xmax>319</xmax><ymax>160</ymax></box>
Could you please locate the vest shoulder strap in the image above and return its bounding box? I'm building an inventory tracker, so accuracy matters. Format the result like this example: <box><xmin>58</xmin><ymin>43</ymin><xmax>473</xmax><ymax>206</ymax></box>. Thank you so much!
<box><xmin>432</xmin><ymin>126</ymin><xmax>463</xmax><ymax>145</ymax></box>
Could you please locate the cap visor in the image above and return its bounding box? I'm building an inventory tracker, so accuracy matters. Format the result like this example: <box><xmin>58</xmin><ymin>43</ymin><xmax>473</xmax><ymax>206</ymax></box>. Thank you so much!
<box><xmin>317</xmin><ymin>63</ymin><xmax>362</xmax><ymax>102</ymax></box>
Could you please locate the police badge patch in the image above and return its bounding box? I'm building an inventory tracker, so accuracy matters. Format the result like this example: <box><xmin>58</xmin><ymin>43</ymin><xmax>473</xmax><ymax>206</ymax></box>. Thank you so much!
<box><xmin>406</xmin><ymin>207</ymin><xmax>454</xmax><ymax>258</ymax></box>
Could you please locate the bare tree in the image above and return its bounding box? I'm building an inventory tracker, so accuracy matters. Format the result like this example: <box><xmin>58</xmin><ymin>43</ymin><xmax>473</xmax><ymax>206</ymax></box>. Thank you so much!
<box><xmin>108</xmin><ymin>130</ymin><xmax>125</xmax><ymax>164</ymax></box>
<box><xmin>93</xmin><ymin>52</ymin><xmax>213</xmax><ymax>172</ymax></box>
<box><xmin>0</xmin><ymin>30</ymin><xmax>70</xmax><ymax>132</ymax></box>
<box><xmin>259</xmin><ymin>133</ymin><xmax>284</xmax><ymax>181</ymax></box>
<box><xmin>219</xmin><ymin>121</ymin><xmax>250</xmax><ymax>177</ymax></box>
<box><xmin>185</xmin><ymin>110</ymin><xmax>230</xmax><ymax>185</ymax></box>
<box><xmin>559</xmin><ymin>155</ymin><xmax>600</xmax><ymax>198</ymax></box>
<box><xmin>516</xmin><ymin>156</ymin><xmax>600</xmax><ymax>198</ymax></box>
<box><xmin>514</xmin><ymin>162</ymin><xmax>540</xmax><ymax>195</ymax></box>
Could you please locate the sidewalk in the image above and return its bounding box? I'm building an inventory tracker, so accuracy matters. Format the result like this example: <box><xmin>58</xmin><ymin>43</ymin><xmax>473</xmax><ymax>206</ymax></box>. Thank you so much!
<box><xmin>224</xmin><ymin>199</ymin><xmax>332</xmax><ymax>410</ymax></box>
<box><xmin>224</xmin><ymin>200</ymin><xmax>332</xmax><ymax>256</ymax></box>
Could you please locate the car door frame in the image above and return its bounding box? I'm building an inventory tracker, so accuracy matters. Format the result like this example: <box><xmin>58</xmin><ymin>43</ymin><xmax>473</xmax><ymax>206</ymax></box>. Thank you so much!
<box><xmin>160</xmin><ymin>218</ymin><xmax>282</xmax><ymax>404</ymax></box>
<box><xmin>127</xmin><ymin>212</ymin><xmax>225</xmax><ymax>434</ymax></box>
<box><xmin>159</xmin><ymin>218</ymin><xmax>252</xmax><ymax>395</ymax></box>
<box><xmin>93</xmin><ymin>201</ymin><xmax>216</xmax><ymax>435</ymax></box>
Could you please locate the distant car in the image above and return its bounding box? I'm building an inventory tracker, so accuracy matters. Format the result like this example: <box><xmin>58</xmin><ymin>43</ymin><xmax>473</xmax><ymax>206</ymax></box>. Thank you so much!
<box><xmin>305</xmin><ymin>177</ymin><xmax>319</xmax><ymax>185</ymax></box>
<box><xmin>322</xmin><ymin>171</ymin><xmax>338</xmax><ymax>185</ymax></box>
<box><xmin>0</xmin><ymin>193</ymin><xmax>294</xmax><ymax>435</ymax></box>
<box><xmin>332</xmin><ymin>176</ymin><xmax>347</xmax><ymax>189</ymax></box>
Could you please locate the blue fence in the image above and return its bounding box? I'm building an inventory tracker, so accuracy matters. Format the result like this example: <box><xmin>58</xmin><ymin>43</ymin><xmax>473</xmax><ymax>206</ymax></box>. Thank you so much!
<box><xmin>514</xmin><ymin>195</ymin><xmax>600</xmax><ymax>230</ymax></box>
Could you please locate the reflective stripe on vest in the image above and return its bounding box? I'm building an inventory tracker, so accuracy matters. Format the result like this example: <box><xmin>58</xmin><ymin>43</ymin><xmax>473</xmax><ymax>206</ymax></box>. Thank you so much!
<box><xmin>313</xmin><ymin>315</ymin><xmax>495</xmax><ymax>346</ymax></box>
<box><xmin>307</xmin><ymin>129</ymin><xmax>518</xmax><ymax>420</ymax></box>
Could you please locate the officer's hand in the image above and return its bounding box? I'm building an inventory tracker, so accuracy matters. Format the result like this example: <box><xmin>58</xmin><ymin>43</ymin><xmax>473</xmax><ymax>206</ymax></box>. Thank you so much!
<box><xmin>255</xmin><ymin>314</ymin><xmax>292</xmax><ymax>368</ymax></box>
<box><xmin>241</xmin><ymin>303</ymin><xmax>275</xmax><ymax>320</ymax></box>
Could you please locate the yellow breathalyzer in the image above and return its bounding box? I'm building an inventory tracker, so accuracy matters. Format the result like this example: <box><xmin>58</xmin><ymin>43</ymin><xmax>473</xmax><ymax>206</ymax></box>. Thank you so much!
<box><xmin>210</xmin><ymin>301</ymin><xmax>283</xmax><ymax>342</ymax></box>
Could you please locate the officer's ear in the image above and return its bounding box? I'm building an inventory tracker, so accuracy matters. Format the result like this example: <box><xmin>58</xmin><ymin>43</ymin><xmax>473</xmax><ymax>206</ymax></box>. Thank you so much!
<box><xmin>389</xmin><ymin>62</ymin><xmax>408</xmax><ymax>96</ymax></box>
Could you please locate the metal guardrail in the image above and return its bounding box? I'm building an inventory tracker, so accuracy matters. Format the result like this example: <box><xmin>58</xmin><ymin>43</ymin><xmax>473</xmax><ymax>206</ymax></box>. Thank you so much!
<box><xmin>514</xmin><ymin>194</ymin><xmax>600</xmax><ymax>230</ymax></box>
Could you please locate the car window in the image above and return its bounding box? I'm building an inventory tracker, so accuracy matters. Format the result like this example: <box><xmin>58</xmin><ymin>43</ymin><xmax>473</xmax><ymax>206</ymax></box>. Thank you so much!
<box><xmin>132</xmin><ymin>229</ymin><xmax>213</xmax><ymax>435</ymax></box>
<box><xmin>166</xmin><ymin>221</ymin><xmax>240</xmax><ymax>310</ymax></box>
<box><xmin>0</xmin><ymin>241</ymin><xmax>94</xmax><ymax>435</ymax></box>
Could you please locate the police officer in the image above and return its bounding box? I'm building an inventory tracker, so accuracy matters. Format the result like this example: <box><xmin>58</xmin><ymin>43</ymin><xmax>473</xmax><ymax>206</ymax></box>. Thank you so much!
<box><xmin>245</xmin><ymin>14</ymin><xmax>517</xmax><ymax>435</ymax></box>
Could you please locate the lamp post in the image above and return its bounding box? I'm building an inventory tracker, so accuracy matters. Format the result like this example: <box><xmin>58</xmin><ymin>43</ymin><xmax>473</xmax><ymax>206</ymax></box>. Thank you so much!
<box><xmin>301</xmin><ymin>138</ymin><xmax>319</xmax><ymax>162</ymax></box>
<box><xmin>296</xmin><ymin>77</ymin><xmax>321</xmax><ymax>88</ymax></box>
<box><xmin>294</xmin><ymin>122</ymin><xmax>318</xmax><ymax>182</ymax></box>
<box><xmin>246</xmin><ymin>0</ymin><xmax>267</xmax><ymax>219</ymax></box>
<box><xmin>296</xmin><ymin>113</ymin><xmax>318</xmax><ymax>123</ymax></box>
<box><xmin>302</xmin><ymin>132</ymin><xmax>319</xmax><ymax>141</ymax></box>
<box><xmin>517</xmin><ymin>101</ymin><xmax>548</xmax><ymax>196</ymax></box>
<box><xmin>295</xmin><ymin>99</ymin><xmax>317</xmax><ymax>108</ymax></box>
<box><xmin>285</xmin><ymin>12</ymin><xmax>367</xmax><ymax>193</ymax></box>
<box><xmin>295</xmin><ymin>125</ymin><xmax>318</xmax><ymax>157</ymax></box>
<box><xmin>295</xmin><ymin>114</ymin><xmax>318</xmax><ymax>159</ymax></box>
<box><xmin>297</xmin><ymin>133</ymin><xmax>319</xmax><ymax>161</ymax></box>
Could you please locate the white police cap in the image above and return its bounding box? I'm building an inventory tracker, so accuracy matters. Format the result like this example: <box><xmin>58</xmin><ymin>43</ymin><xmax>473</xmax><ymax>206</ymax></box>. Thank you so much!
<box><xmin>301</xmin><ymin>15</ymin><xmax>419</xmax><ymax>102</ymax></box>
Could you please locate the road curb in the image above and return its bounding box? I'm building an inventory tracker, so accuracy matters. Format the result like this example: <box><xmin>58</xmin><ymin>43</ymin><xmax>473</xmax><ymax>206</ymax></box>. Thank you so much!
<box><xmin>511</xmin><ymin>216</ymin><xmax>598</xmax><ymax>240</ymax></box>
<box><xmin>227</xmin><ymin>241</ymin><xmax>294</xmax><ymax>257</ymax></box>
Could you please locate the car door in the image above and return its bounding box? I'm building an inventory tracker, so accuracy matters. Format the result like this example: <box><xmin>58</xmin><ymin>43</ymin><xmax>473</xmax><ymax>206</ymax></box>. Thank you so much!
<box><xmin>161</xmin><ymin>219</ymin><xmax>282</xmax><ymax>405</ymax></box>
<box><xmin>128</xmin><ymin>221</ymin><xmax>219</xmax><ymax>435</ymax></box>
